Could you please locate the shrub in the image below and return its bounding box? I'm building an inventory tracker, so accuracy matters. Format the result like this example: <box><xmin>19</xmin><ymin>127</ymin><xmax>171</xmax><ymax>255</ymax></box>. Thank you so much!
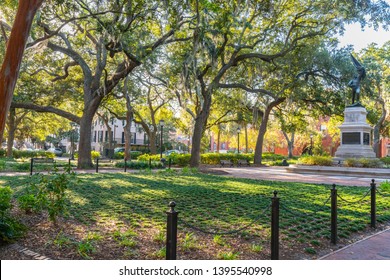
<box><xmin>168</xmin><ymin>154</ymin><xmax>191</xmax><ymax>166</ymax></box>
<box><xmin>113</xmin><ymin>152</ymin><xmax>124</xmax><ymax>159</ymax></box>
<box><xmin>0</xmin><ymin>186</ymin><xmax>25</xmax><ymax>243</ymax></box>
<box><xmin>262</xmin><ymin>152</ymin><xmax>286</xmax><ymax>161</ymax></box>
<box><xmin>91</xmin><ymin>151</ymin><xmax>100</xmax><ymax>161</ymax></box>
<box><xmin>379</xmin><ymin>181</ymin><xmax>390</xmax><ymax>192</ymax></box>
<box><xmin>0</xmin><ymin>186</ymin><xmax>13</xmax><ymax>216</ymax></box>
<box><xmin>0</xmin><ymin>159</ymin><xmax>5</xmax><ymax>171</ymax></box>
<box><xmin>380</xmin><ymin>157</ymin><xmax>390</xmax><ymax>167</ymax></box>
<box><xmin>115</xmin><ymin>160</ymin><xmax>164</xmax><ymax>169</ymax></box>
<box><xmin>113</xmin><ymin>151</ymin><xmax>142</xmax><ymax>160</ymax></box>
<box><xmin>138</xmin><ymin>154</ymin><xmax>161</xmax><ymax>162</ymax></box>
<box><xmin>344</xmin><ymin>158</ymin><xmax>359</xmax><ymax>167</ymax></box>
<box><xmin>344</xmin><ymin>158</ymin><xmax>383</xmax><ymax>168</ymax></box>
<box><xmin>20</xmin><ymin>170</ymin><xmax>76</xmax><ymax>224</ymax></box>
<box><xmin>11</xmin><ymin>150</ymin><xmax>54</xmax><ymax>159</ymax></box>
<box><xmin>297</xmin><ymin>155</ymin><xmax>333</xmax><ymax>166</ymax></box>
<box><xmin>0</xmin><ymin>149</ymin><xmax>5</xmax><ymax>157</ymax></box>
<box><xmin>200</xmin><ymin>153</ymin><xmax>253</xmax><ymax>165</ymax></box>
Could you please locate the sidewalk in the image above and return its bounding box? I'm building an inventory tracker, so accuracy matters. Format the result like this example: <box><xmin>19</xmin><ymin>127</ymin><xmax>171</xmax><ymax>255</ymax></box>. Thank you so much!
<box><xmin>320</xmin><ymin>228</ymin><xmax>390</xmax><ymax>260</ymax></box>
<box><xmin>204</xmin><ymin>166</ymin><xmax>387</xmax><ymax>187</ymax></box>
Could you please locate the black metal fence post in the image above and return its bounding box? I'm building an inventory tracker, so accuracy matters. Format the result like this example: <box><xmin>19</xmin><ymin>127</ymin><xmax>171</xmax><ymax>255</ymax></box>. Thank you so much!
<box><xmin>168</xmin><ymin>158</ymin><xmax>171</xmax><ymax>169</ymax></box>
<box><xmin>271</xmin><ymin>191</ymin><xmax>279</xmax><ymax>260</ymax></box>
<box><xmin>165</xmin><ymin>201</ymin><xmax>178</xmax><ymax>260</ymax></box>
<box><xmin>149</xmin><ymin>158</ymin><xmax>152</xmax><ymax>169</ymax></box>
<box><xmin>370</xmin><ymin>179</ymin><xmax>376</xmax><ymax>228</ymax></box>
<box><xmin>124</xmin><ymin>159</ymin><xmax>127</xmax><ymax>172</ymax></box>
<box><xmin>30</xmin><ymin>158</ymin><xmax>34</xmax><ymax>175</ymax></box>
<box><xmin>96</xmin><ymin>158</ymin><xmax>99</xmax><ymax>173</ymax></box>
<box><xmin>331</xmin><ymin>184</ymin><xmax>337</xmax><ymax>245</ymax></box>
<box><xmin>68</xmin><ymin>158</ymin><xmax>71</xmax><ymax>174</ymax></box>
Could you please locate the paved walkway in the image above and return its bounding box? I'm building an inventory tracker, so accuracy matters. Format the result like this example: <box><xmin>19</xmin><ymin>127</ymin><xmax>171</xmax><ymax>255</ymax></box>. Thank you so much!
<box><xmin>320</xmin><ymin>228</ymin><xmax>390</xmax><ymax>260</ymax></box>
<box><xmin>205</xmin><ymin>166</ymin><xmax>387</xmax><ymax>187</ymax></box>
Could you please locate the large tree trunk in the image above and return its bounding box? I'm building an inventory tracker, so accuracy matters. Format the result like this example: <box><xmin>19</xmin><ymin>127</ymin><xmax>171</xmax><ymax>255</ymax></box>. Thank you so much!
<box><xmin>282</xmin><ymin>131</ymin><xmax>295</xmax><ymax>158</ymax></box>
<box><xmin>149</xmin><ymin>132</ymin><xmax>157</xmax><ymax>154</ymax></box>
<box><xmin>77</xmin><ymin>97</ymin><xmax>101</xmax><ymax>168</ymax></box>
<box><xmin>0</xmin><ymin>0</ymin><xmax>44</xmax><ymax>143</ymax></box>
<box><xmin>254</xmin><ymin>98</ymin><xmax>285</xmax><ymax>164</ymax></box>
<box><xmin>6</xmin><ymin>108</ymin><xmax>16</xmax><ymax>157</ymax></box>
<box><xmin>189</xmin><ymin>95</ymin><xmax>211</xmax><ymax>167</ymax></box>
<box><xmin>124</xmin><ymin>114</ymin><xmax>133</xmax><ymax>160</ymax></box>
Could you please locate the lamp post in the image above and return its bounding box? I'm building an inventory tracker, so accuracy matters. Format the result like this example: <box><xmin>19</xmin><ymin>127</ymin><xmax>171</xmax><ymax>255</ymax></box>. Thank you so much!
<box><xmin>237</xmin><ymin>127</ymin><xmax>241</xmax><ymax>154</ymax></box>
<box><xmin>310</xmin><ymin>134</ymin><xmax>313</xmax><ymax>155</ymax></box>
<box><xmin>159</xmin><ymin>120</ymin><xmax>165</xmax><ymax>159</ymax></box>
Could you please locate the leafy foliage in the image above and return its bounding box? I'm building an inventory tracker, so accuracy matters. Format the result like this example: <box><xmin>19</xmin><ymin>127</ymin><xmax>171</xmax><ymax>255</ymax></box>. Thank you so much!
<box><xmin>297</xmin><ymin>155</ymin><xmax>333</xmax><ymax>166</ymax></box>
<box><xmin>0</xmin><ymin>186</ymin><xmax>25</xmax><ymax>243</ymax></box>
<box><xmin>344</xmin><ymin>158</ymin><xmax>383</xmax><ymax>168</ymax></box>
<box><xmin>18</xmin><ymin>169</ymin><xmax>76</xmax><ymax>224</ymax></box>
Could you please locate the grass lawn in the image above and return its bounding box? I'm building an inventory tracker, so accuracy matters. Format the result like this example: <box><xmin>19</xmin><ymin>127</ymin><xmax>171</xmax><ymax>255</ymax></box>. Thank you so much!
<box><xmin>1</xmin><ymin>169</ymin><xmax>389</xmax><ymax>260</ymax></box>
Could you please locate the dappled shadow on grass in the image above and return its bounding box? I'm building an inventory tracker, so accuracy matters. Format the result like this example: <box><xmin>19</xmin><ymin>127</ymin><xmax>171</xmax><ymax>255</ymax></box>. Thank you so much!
<box><xmin>3</xmin><ymin>171</ymin><xmax>390</xmax><ymax>259</ymax></box>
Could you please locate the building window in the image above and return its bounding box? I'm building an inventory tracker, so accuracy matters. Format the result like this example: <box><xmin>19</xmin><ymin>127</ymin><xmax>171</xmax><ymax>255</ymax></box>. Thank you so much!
<box><xmin>122</xmin><ymin>132</ymin><xmax>125</xmax><ymax>144</ymax></box>
<box><xmin>93</xmin><ymin>131</ymin><xmax>97</xmax><ymax>143</ymax></box>
<box><xmin>105</xmin><ymin>131</ymin><xmax>108</xmax><ymax>142</ymax></box>
<box><xmin>98</xmin><ymin>131</ymin><xmax>103</xmax><ymax>142</ymax></box>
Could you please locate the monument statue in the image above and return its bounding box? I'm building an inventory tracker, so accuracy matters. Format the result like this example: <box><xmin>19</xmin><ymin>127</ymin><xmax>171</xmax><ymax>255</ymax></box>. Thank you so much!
<box><xmin>347</xmin><ymin>54</ymin><xmax>366</xmax><ymax>105</ymax></box>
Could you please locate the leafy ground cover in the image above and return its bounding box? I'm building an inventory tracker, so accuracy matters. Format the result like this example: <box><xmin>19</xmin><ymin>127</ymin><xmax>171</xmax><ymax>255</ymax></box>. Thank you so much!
<box><xmin>0</xmin><ymin>170</ymin><xmax>389</xmax><ymax>260</ymax></box>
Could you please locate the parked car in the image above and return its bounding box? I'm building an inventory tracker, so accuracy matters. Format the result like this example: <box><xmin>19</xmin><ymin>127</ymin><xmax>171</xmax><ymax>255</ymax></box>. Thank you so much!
<box><xmin>165</xmin><ymin>150</ymin><xmax>182</xmax><ymax>156</ymax></box>
<box><xmin>47</xmin><ymin>147</ymin><xmax>63</xmax><ymax>157</ymax></box>
<box><xmin>114</xmin><ymin>147</ymin><xmax>125</xmax><ymax>153</ymax></box>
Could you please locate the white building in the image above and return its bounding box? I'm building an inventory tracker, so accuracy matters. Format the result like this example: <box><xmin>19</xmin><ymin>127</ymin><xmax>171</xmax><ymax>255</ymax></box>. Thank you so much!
<box><xmin>91</xmin><ymin>116</ymin><xmax>149</xmax><ymax>153</ymax></box>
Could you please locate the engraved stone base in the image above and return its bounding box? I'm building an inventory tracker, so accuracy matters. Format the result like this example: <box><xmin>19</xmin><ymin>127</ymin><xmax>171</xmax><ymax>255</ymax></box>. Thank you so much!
<box><xmin>334</xmin><ymin>106</ymin><xmax>376</xmax><ymax>159</ymax></box>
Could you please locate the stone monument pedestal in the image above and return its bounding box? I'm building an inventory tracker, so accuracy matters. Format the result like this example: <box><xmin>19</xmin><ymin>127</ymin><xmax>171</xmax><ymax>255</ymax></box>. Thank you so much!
<box><xmin>334</xmin><ymin>105</ymin><xmax>376</xmax><ymax>159</ymax></box>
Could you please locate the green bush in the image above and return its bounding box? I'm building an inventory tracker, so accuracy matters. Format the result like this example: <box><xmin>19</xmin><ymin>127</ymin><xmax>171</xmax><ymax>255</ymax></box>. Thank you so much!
<box><xmin>138</xmin><ymin>154</ymin><xmax>161</xmax><ymax>162</ymax></box>
<box><xmin>115</xmin><ymin>160</ymin><xmax>164</xmax><ymax>169</ymax></box>
<box><xmin>262</xmin><ymin>152</ymin><xmax>286</xmax><ymax>161</ymax></box>
<box><xmin>297</xmin><ymin>155</ymin><xmax>333</xmax><ymax>166</ymax></box>
<box><xmin>0</xmin><ymin>159</ymin><xmax>5</xmax><ymax>171</ymax></box>
<box><xmin>0</xmin><ymin>149</ymin><xmax>5</xmax><ymax>157</ymax></box>
<box><xmin>91</xmin><ymin>151</ymin><xmax>100</xmax><ymax>160</ymax></box>
<box><xmin>0</xmin><ymin>186</ymin><xmax>13</xmax><ymax>216</ymax></box>
<box><xmin>20</xmin><ymin>170</ymin><xmax>76</xmax><ymax>224</ymax></box>
<box><xmin>12</xmin><ymin>150</ymin><xmax>54</xmax><ymax>159</ymax></box>
<box><xmin>380</xmin><ymin>157</ymin><xmax>390</xmax><ymax>166</ymax></box>
<box><xmin>168</xmin><ymin>154</ymin><xmax>191</xmax><ymax>166</ymax></box>
<box><xmin>200</xmin><ymin>153</ymin><xmax>253</xmax><ymax>165</ymax></box>
<box><xmin>0</xmin><ymin>186</ymin><xmax>25</xmax><ymax>243</ymax></box>
<box><xmin>344</xmin><ymin>158</ymin><xmax>383</xmax><ymax>168</ymax></box>
<box><xmin>113</xmin><ymin>151</ymin><xmax>142</xmax><ymax>160</ymax></box>
<box><xmin>379</xmin><ymin>181</ymin><xmax>390</xmax><ymax>192</ymax></box>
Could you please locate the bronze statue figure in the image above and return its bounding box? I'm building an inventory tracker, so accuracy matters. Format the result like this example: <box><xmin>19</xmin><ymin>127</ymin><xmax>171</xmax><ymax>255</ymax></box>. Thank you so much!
<box><xmin>348</xmin><ymin>54</ymin><xmax>366</xmax><ymax>104</ymax></box>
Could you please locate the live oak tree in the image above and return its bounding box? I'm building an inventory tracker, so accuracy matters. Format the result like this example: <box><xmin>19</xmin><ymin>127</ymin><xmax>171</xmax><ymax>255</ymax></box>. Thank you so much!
<box><xmin>0</xmin><ymin>0</ymin><xmax>44</xmax><ymax>144</ymax></box>
<box><xmin>10</xmin><ymin>0</ymin><xmax>188</xmax><ymax>168</ymax></box>
<box><xmin>169</xmin><ymin>0</ymin><xmax>389</xmax><ymax>167</ymax></box>
<box><xmin>359</xmin><ymin>42</ymin><xmax>390</xmax><ymax>156</ymax></box>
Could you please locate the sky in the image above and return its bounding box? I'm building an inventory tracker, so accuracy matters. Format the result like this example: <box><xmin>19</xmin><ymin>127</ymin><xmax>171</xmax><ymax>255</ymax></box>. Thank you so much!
<box><xmin>338</xmin><ymin>23</ymin><xmax>389</xmax><ymax>51</ymax></box>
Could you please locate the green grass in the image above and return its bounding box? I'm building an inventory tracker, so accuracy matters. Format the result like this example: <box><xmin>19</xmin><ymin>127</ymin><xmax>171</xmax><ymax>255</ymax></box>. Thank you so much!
<box><xmin>1</xmin><ymin>170</ymin><xmax>390</xmax><ymax>258</ymax></box>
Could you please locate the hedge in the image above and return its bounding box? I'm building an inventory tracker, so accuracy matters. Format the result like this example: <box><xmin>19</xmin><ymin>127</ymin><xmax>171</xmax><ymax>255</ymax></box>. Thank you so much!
<box><xmin>344</xmin><ymin>158</ymin><xmax>383</xmax><ymax>168</ymax></box>
<box><xmin>115</xmin><ymin>160</ymin><xmax>164</xmax><ymax>169</ymax></box>
<box><xmin>0</xmin><ymin>150</ymin><xmax>55</xmax><ymax>159</ymax></box>
<box><xmin>297</xmin><ymin>155</ymin><xmax>333</xmax><ymax>166</ymax></box>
